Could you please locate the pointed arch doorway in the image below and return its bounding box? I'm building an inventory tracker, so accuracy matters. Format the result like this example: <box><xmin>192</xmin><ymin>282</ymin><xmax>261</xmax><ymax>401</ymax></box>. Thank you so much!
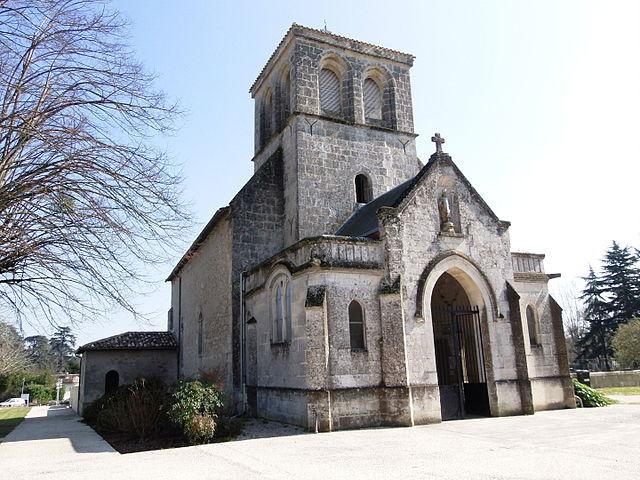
<box><xmin>431</xmin><ymin>271</ymin><xmax>490</xmax><ymax>420</ymax></box>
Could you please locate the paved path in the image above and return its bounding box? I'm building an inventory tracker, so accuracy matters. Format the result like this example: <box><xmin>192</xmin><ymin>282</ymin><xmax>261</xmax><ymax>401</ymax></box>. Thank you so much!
<box><xmin>1</xmin><ymin>404</ymin><xmax>638</xmax><ymax>479</ymax></box>
<box><xmin>609</xmin><ymin>394</ymin><xmax>640</xmax><ymax>404</ymax></box>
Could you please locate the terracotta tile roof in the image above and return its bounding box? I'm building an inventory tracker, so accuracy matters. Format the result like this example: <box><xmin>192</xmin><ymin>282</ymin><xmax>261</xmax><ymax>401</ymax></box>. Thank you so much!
<box><xmin>76</xmin><ymin>331</ymin><xmax>177</xmax><ymax>354</ymax></box>
<box><xmin>250</xmin><ymin>23</ymin><xmax>415</xmax><ymax>94</ymax></box>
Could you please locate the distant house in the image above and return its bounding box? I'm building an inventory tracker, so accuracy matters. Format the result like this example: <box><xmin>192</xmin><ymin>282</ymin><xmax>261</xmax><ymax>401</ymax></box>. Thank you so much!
<box><xmin>57</xmin><ymin>373</ymin><xmax>79</xmax><ymax>402</ymax></box>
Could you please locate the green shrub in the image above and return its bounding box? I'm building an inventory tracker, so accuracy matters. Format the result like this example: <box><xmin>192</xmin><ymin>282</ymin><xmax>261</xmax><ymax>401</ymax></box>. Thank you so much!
<box><xmin>573</xmin><ymin>378</ymin><xmax>615</xmax><ymax>407</ymax></box>
<box><xmin>184</xmin><ymin>413</ymin><xmax>217</xmax><ymax>443</ymax></box>
<box><xmin>0</xmin><ymin>370</ymin><xmax>55</xmax><ymax>399</ymax></box>
<box><xmin>166</xmin><ymin>380</ymin><xmax>224</xmax><ymax>444</ymax></box>
<box><xmin>612</xmin><ymin>318</ymin><xmax>640</xmax><ymax>369</ymax></box>
<box><xmin>25</xmin><ymin>382</ymin><xmax>55</xmax><ymax>404</ymax></box>
<box><xmin>84</xmin><ymin>377</ymin><xmax>168</xmax><ymax>439</ymax></box>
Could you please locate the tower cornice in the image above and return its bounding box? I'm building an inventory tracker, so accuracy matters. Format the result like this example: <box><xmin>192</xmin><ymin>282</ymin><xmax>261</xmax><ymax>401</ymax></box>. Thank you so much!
<box><xmin>250</xmin><ymin>23</ymin><xmax>415</xmax><ymax>96</ymax></box>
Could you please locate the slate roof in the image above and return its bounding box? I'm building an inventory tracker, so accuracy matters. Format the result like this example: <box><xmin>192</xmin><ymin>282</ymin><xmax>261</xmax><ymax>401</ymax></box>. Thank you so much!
<box><xmin>76</xmin><ymin>331</ymin><xmax>177</xmax><ymax>354</ymax></box>
<box><xmin>336</xmin><ymin>177</ymin><xmax>415</xmax><ymax>237</ymax></box>
<box><xmin>336</xmin><ymin>152</ymin><xmax>508</xmax><ymax>238</ymax></box>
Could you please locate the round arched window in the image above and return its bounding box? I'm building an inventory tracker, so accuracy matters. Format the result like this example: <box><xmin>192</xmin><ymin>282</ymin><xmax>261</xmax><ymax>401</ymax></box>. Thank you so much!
<box><xmin>104</xmin><ymin>370</ymin><xmax>119</xmax><ymax>395</ymax></box>
<box><xmin>526</xmin><ymin>305</ymin><xmax>539</xmax><ymax>345</ymax></box>
<box><xmin>348</xmin><ymin>300</ymin><xmax>366</xmax><ymax>350</ymax></box>
<box><xmin>355</xmin><ymin>174</ymin><xmax>373</xmax><ymax>204</ymax></box>
<box><xmin>319</xmin><ymin>67</ymin><xmax>341</xmax><ymax>115</ymax></box>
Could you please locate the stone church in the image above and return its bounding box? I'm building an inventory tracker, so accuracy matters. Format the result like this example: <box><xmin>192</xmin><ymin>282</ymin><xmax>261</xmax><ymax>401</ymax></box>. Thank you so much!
<box><xmin>78</xmin><ymin>24</ymin><xmax>575</xmax><ymax>428</ymax></box>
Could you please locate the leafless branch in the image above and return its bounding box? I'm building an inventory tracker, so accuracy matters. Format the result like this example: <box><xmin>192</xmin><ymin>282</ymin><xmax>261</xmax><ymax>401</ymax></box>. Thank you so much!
<box><xmin>0</xmin><ymin>0</ymin><xmax>190</xmax><ymax>328</ymax></box>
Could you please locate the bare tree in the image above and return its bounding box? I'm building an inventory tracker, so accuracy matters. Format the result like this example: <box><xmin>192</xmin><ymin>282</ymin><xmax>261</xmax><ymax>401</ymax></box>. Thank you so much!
<box><xmin>552</xmin><ymin>278</ymin><xmax>587</xmax><ymax>365</ymax></box>
<box><xmin>0</xmin><ymin>0</ymin><xmax>189</xmax><ymax>328</ymax></box>
<box><xmin>0</xmin><ymin>319</ymin><xmax>27</xmax><ymax>374</ymax></box>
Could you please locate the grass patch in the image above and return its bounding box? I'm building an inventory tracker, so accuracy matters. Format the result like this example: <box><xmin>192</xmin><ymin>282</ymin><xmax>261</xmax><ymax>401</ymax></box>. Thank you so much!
<box><xmin>597</xmin><ymin>386</ymin><xmax>640</xmax><ymax>396</ymax></box>
<box><xmin>0</xmin><ymin>407</ymin><xmax>30</xmax><ymax>439</ymax></box>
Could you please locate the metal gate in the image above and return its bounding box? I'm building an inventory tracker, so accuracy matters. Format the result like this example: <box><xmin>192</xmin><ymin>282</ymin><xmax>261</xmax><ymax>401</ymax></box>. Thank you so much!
<box><xmin>432</xmin><ymin>306</ymin><xmax>490</xmax><ymax>420</ymax></box>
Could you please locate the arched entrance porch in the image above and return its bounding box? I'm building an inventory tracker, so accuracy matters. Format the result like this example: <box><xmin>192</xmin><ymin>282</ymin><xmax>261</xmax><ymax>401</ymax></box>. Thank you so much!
<box><xmin>420</xmin><ymin>254</ymin><xmax>498</xmax><ymax>421</ymax></box>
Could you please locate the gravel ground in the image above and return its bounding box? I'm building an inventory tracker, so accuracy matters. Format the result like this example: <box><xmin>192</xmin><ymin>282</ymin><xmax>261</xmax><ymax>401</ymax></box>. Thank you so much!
<box><xmin>236</xmin><ymin>417</ymin><xmax>306</xmax><ymax>440</ymax></box>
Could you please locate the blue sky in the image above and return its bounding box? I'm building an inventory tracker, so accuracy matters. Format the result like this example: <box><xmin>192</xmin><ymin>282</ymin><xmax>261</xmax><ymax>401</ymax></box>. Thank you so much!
<box><xmin>25</xmin><ymin>0</ymin><xmax>640</xmax><ymax>345</ymax></box>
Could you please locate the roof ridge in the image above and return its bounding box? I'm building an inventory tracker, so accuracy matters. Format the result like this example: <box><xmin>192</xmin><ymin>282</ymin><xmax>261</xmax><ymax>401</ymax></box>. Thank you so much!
<box><xmin>76</xmin><ymin>331</ymin><xmax>177</xmax><ymax>354</ymax></box>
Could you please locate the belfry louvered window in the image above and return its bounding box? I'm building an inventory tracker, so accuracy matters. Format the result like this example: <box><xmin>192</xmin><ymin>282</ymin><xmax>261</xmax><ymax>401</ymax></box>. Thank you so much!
<box><xmin>363</xmin><ymin>78</ymin><xmax>382</xmax><ymax>121</ymax></box>
<box><xmin>319</xmin><ymin>68</ymin><xmax>340</xmax><ymax>114</ymax></box>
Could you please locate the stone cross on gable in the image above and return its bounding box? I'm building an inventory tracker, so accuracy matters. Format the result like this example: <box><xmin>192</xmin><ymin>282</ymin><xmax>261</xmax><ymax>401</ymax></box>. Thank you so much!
<box><xmin>431</xmin><ymin>132</ymin><xmax>445</xmax><ymax>153</ymax></box>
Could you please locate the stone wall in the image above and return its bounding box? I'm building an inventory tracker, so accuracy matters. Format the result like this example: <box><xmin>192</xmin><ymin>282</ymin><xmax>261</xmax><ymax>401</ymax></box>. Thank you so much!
<box><xmin>590</xmin><ymin>370</ymin><xmax>640</xmax><ymax>388</ymax></box>
<box><xmin>244</xmin><ymin>235</ymin><xmax>425</xmax><ymax>430</ymax></box>
<box><xmin>379</xmin><ymin>153</ymin><xmax>525</xmax><ymax>417</ymax></box>
<box><xmin>513</xmin><ymin>278</ymin><xmax>564</xmax><ymax>409</ymax></box>
<box><xmin>294</xmin><ymin>115</ymin><xmax>419</xmax><ymax>239</ymax></box>
<box><xmin>172</xmin><ymin>212</ymin><xmax>233</xmax><ymax>399</ymax></box>
<box><xmin>229</xmin><ymin>150</ymin><xmax>286</xmax><ymax>408</ymax></box>
<box><xmin>78</xmin><ymin>349</ymin><xmax>177</xmax><ymax>415</ymax></box>
<box><xmin>250</xmin><ymin>26</ymin><xmax>420</xmax><ymax>247</ymax></box>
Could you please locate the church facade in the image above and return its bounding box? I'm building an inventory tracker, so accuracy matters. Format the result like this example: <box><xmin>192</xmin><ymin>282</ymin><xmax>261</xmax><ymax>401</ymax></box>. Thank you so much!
<box><xmin>166</xmin><ymin>24</ymin><xmax>575</xmax><ymax>431</ymax></box>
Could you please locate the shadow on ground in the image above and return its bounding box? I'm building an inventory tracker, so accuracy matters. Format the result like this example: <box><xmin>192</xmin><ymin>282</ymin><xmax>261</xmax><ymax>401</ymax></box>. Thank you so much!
<box><xmin>1</xmin><ymin>406</ymin><xmax>114</xmax><ymax>453</ymax></box>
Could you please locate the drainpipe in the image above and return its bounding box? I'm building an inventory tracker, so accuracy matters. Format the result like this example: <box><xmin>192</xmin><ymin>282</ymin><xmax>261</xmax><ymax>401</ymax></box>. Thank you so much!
<box><xmin>177</xmin><ymin>276</ymin><xmax>182</xmax><ymax>378</ymax></box>
<box><xmin>77</xmin><ymin>356</ymin><xmax>82</xmax><ymax>413</ymax></box>
<box><xmin>239</xmin><ymin>271</ymin><xmax>247</xmax><ymax>415</ymax></box>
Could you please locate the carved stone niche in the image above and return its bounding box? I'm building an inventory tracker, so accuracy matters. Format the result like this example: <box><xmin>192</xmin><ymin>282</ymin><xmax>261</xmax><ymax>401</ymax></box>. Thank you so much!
<box><xmin>436</xmin><ymin>176</ymin><xmax>462</xmax><ymax>235</ymax></box>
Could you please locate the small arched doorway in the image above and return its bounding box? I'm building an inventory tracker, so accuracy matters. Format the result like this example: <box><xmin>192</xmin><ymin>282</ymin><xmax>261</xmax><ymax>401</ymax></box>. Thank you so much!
<box><xmin>431</xmin><ymin>271</ymin><xmax>490</xmax><ymax>420</ymax></box>
<box><xmin>104</xmin><ymin>370</ymin><xmax>119</xmax><ymax>395</ymax></box>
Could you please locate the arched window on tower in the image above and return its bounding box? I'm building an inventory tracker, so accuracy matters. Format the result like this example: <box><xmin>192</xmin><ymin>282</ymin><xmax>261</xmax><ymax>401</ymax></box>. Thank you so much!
<box><xmin>260</xmin><ymin>90</ymin><xmax>273</xmax><ymax>148</ymax></box>
<box><xmin>348</xmin><ymin>300</ymin><xmax>366</xmax><ymax>350</ymax></box>
<box><xmin>526</xmin><ymin>305</ymin><xmax>539</xmax><ymax>345</ymax></box>
<box><xmin>105</xmin><ymin>370</ymin><xmax>119</xmax><ymax>395</ymax></box>
<box><xmin>363</xmin><ymin>78</ymin><xmax>382</xmax><ymax>123</ymax></box>
<box><xmin>355</xmin><ymin>174</ymin><xmax>373</xmax><ymax>204</ymax></box>
<box><xmin>319</xmin><ymin>68</ymin><xmax>341</xmax><ymax>115</ymax></box>
<box><xmin>279</xmin><ymin>70</ymin><xmax>291</xmax><ymax>130</ymax></box>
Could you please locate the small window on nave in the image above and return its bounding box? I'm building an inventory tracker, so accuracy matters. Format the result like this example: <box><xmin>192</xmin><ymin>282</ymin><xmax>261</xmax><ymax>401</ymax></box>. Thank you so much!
<box><xmin>526</xmin><ymin>305</ymin><xmax>539</xmax><ymax>345</ymax></box>
<box><xmin>272</xmin><ymin>277</ymin><xmax>292</xmax><ymax>343</ymax></box>
<box><xmin>348</xmin><ymin>300</ymin><xmax>366</xmax><ymax>350</ymax></box>
<box><xmin>197</xmin><ymin>311</ymin><xmax>203</xmax><ymax>356</ymax></box>
<box><xmin>355</xmin><ymin>174</ymin><xmax>373</xmax><ymax>204</ymax></box>
<box><xmin>319</xmin><ymin>68</ymin><xmax>341</xmax><ymax>115</ymax></box>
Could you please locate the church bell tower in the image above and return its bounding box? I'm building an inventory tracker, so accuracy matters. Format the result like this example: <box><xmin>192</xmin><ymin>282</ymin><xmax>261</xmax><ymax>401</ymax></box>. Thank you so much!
<box><xmin>249</xmin><ymin>24</ymin><xmax>420</xmax><ymax>246</ymax></box>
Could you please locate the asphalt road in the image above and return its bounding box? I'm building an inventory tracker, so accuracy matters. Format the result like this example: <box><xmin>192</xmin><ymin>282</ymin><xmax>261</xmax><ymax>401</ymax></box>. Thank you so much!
<box><xmin>1</xmin><ymin>404</ymin><xmax>638</xmax><ymax>479</ymax></box>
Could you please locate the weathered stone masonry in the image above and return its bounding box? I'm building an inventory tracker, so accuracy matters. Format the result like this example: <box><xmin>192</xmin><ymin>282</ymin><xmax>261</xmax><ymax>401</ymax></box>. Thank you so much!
<box><xmin>161</xmin><ymin>23</ymin><xmax>575</xmax><ymax>429</ymax></box>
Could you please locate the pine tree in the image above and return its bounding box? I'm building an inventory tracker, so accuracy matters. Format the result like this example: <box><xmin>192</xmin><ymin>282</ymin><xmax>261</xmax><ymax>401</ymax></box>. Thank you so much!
<box><xmin>601</xmin><ymin>241</ymin><xmax>640</xmax><ymax>327</ymax></box>
<box><xmin>24</xmin><ymin>335</ymin><xmax>54</xmax><ymax>371</ymax></box>
<box><xmin>48</xmin><ymin>327</ymin><xmax>76</xmax><ymax>373</ymax></box>
<box><xmin>577</xmin><ymin>267</ymin><xmax>614</xmax><ymax>369</ymax></box>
